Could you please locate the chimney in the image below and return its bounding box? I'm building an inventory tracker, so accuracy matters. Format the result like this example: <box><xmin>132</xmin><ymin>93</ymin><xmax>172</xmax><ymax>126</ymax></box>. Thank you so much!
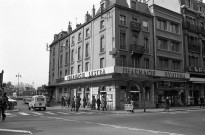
<box><xmin>68</xmin><ymin>21</ymin><xmax>72</xmax><ymax>33</ymax></box>
<box><xmin>54</xmin><ymin>34</ymin><xmax>58</xmax><ymax>41</ymax></box>
<box><xmin>85</xmin><ymin>11</ymin><xmax>91</xmax><ymax>22</ymax></box>
<box><xmin>76</xmin><ymin>23</ymin><xmax>81</xmax><ymax>28</ymax></box>
<box><xmin>92</xmin><ymin>5</ymin><xmax>95</xmax><ymax>17</ymax></box>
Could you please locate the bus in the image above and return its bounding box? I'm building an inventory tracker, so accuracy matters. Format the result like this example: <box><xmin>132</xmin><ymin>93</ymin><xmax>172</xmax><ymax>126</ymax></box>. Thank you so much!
<box><xmin>22</xmin><ymin>90</ymin><xmax>36</xmax><ymax>104</ymax></box>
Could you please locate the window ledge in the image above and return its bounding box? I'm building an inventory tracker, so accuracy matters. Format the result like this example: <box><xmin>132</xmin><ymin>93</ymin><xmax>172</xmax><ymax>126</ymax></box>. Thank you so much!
<box><xmin>119</xmin><ymin>24</ymin><xmax>128</xmax><ymax>28</ymax></box>
<box><xmin>100</xmin><ymin>28</ymin><xmax>106</xmax><ymax>33</ymax></box>
<box><xmin>99</xmin><ymin>51</ymin><xmax>106</xmax><ymax>55</ymax></box>
<box><xmin>85</xmin><ymin>56</ymin><xmax>90</xmax><ymax>60</ymax></box>
<box><xmin>85</xmin><ymin>36</ymin><xmax>90</xmax><ymax>40</ymax></box>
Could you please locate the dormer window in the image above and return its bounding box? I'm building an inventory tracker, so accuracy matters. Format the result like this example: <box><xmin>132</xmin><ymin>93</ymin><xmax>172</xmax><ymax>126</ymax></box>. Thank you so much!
<box><xmin>101</xmin><ymin>2</ymin><xmax>105</xmax><ymax>12</ymax></box>
<box><xmin>120</xmin><ymin>15</ymin><xmax>126</xmax><ymax>25</ymax></box>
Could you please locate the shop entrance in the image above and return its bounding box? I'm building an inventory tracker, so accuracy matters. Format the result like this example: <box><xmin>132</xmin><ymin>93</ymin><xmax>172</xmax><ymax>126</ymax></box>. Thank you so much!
<box><xmin>130</xmin><ymin>85</ymin><xmax>140</xmax><ymax>109</ymax></box>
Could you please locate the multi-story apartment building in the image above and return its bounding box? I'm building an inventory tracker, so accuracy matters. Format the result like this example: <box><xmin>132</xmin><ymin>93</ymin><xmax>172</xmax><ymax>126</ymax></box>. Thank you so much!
<box><xmin>47</xmin><ymin>0</ymin><xmax>190</xmax><ymax>110</ymax></box>
<box><xmin>180</xmin><ymin>0</ymin><xmax>205</xmax><ymax>105</ymax></box>
<box><xmin>149</xmin><ymin>4</ymin><xmax>187</xmax><ymax>107</ymax></box>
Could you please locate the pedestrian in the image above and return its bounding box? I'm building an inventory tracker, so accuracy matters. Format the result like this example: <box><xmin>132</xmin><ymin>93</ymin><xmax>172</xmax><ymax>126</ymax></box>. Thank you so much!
<box><xmin>101</xmin><ymin>96</ymin><xmax>107</xmax><ymax>111</ymax></box>
<box><xmin>164</xmin><ymin>97</ymin><xmax>170</xmax><ymax>112</ymax></box>
<box><xmin>71</xmin><ymin>96</ymin><xmax>75</xmax><ymax>111</ymax></box>
<box><xmin>91</xmin><ymin>96</ymin><xmax>96</xmax><ymax>110</ymax></box>
<box><xmin>130</xmin><ymin>99</ymin><xmax>134</xmax><ymax>113</ymax></box>
<box><xmin>83</xmin><ymin>96</ymin><xmax>87</xmax><ymax>108</ymax></box>
<box><xmin>67</xmin><ymin>96</ymin><xmax>70</xmax><ymax>108</ymax></box>
<box><xmin>200</xmin><ymin>97</ymin><xmax>204</xmax><ymax>107</ymax></box>
<box><xmin>61</xmin><ymin>96</ymin><xmax>65</xmax><ymax>107</ymax></box>
<box><xmin>97</xmin><ymin>97</ymin><xmax>101</xmax><ymax>110</ymax></box>
<box><xmin>0</xmin><ymin>92</ymin><xmax>9</xmax><ymax>121</ymax></box>
<box><xmin>75</xmin><ymin>96</ymin><xmax>81</xmax><ymax>112</ymax></box>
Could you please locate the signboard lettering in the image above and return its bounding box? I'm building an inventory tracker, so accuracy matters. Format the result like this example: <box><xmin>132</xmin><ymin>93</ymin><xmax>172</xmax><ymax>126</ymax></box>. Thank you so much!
<box><xmin>164</xmin><ymin>72</ymin><xmax>185</xmax><ymax>79</ymax></box>
<box><xmin>123</xmin><ymin>67</ymin><xmax>156</xmax><ymax>77</ymax></box>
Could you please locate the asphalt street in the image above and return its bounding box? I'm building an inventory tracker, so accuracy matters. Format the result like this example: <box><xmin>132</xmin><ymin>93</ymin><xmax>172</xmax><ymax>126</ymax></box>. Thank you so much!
<box><xmin>0</xmin><ymin>100</ymin><xmax>205</xmax><ymax>135</ymax></box>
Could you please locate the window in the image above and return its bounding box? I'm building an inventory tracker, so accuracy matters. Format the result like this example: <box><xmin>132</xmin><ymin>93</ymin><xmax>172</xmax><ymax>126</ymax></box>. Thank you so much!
<box><xmin>158</xmin><ymin>38</ymin><xmax>168</xmax><ymax>50</ymax></box>
<box><xmin>100</xmin><ymin>58</ymin><xmax>105</xmax><ymax>68</ymax></box>
<box><xmin>131</xmin><ymin>1</ymin><xmax>136</xmax><ymax>9</ymax></box>
<box><xmin>172</xmin><ymin>60</ymin><xmax>181</xmax><ymax>71</ymax></box>
<box><xmin>170</xmin><ymin>41</ymin><xmax>180</xmax><ymax>52</ymax></box>
<box><xmin>86</xmin><ymin>28</ymin><xmax>89</xmax><ymax>38</ymax></box>
<box><xmin>71</xmin><ymin>67</ymin><xmax>74</xmax><ymax>74</ymax></box>
<box><xmin>120</xmin><ymin>15</ymin><xmax>126</xmax><ymax>25</ymax></box>
<box><xmin>71</xmin><ymin>49</ymin><xmax>74</xmax><ymax>63</ymax></box>
<box><xmin>53</xmin><ymin>47</ymin><xmax>55</xmax><ymax>55</ymax></box>
<box><xmin>65</xmin><ymin>70</ymin><xmax>67</xmax><ymax>76</ymax></box>
<box><xmin>157</xmin><ymin>19</ymin><xmax>167</xmax><ymax>31</ymax></box>
<box><xmin>120</xmin><ymin>31</ymin><xmax>126</xmax><ymax>50</ymax></box>
<box><xmin>203</xmin><ymin>59</ymin><xmax>205</xmax><ymax>68</ymax></box>
<box><xmin>120</xmin><ymin>55</ymin><xmax>127</xmax><ymax>67</ymax></box>
<box><xmin>72</xmin><ymin>36</ymin><xmax>75</xmax><ymax>45</ymax></box>
<box><xmin>144</xmin><ymin>58</ymin><xmax>149</xmax><ymax>69</ymax></box>
<box><xmin>170</xmin><ymin>23</ymin><xmax>179</xmax><ymax>33</ymax></box>
<box><xmin>100</xmin><ymin>36</ymin><xmax>105</xmax><ymax>52</ymax></box>
<box><xmin>100</xmin><ymin>20</ymin><xmax>105</xmax><ymax>30</ymax></box>
<box><xmin>53</xmin><ymin>58</ymin><xmax>55</xmax><ymax>69</ymax></box>
<box><xmin>132</xmin><ymin>57</ymin><xmax>139</xmax><ymax>68</ymax></box>
<box><xmin>101</xmin><ymin>2</ymin><xmax>105</xmax><ymax>12</ymax></box>
<box><xmin>85</xmin><ymin>43</ymin><xmax>89</xmax><ymax>57</ymax></box>
<box><xmin>78</xmin><ymin>33</ymin><xmax>82</xmax><ymax>42</ymax></box>
<box><xmin>78</xmin><ymin>47</ymin><xmax>81</xmax><ymax>60</ymax></box>
<box><xmin>78</xmin><ymin>65</ymin><xmax>81</xmax><ymax>73</ymax></box>
<box><xmin>60</xmin><ymin>71</ymin><xmax>62</xmax><ymax>78</ymax></box>
<box><xmin>159</xmin><ymin>57</ymin><xmax>169</xmax><ymax>70</ymax></box>
<box><xmin>144</xmin><ymin>38</ymin><xmax>149</xmax><ymax>51</ymax></box>
<box><xmin>189</xmin><ymin>56</ymin><xmax>199</xmax><ymax>67</ymax></box>
<box><xmin>85</xmin><ymin>62</ymin><xmax>89</xmax><ymax>72</ymax></box>
<box><xmin>132</xmin><ymin>34</ymin><xmax>137</xmax><ymax>44</ymax></box>
<box><xmin>60</xmin><ymin>55</ymin><xmax>63</xmax><ymax>67</ymax></box>
<box><xmin>142</xmin><ymin>20</ymin><xmax>148</xmax><ymax>31</ymax></box>
<box><xmin>66</xmin><ymin>40</ymin><xmax>68</xmax><ymax>49</ymax></box>
<box><xmin>65</xmin><ymin>52</ymin><xmax>68</xmax><ymax>65</ymax></box>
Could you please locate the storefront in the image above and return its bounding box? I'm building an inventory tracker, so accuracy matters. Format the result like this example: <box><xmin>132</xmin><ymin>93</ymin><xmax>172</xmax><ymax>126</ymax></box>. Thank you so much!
<box><xmin>49</xmin><ymin>66</ymin><xmax>190</xmax><ymax>110</ymax></box>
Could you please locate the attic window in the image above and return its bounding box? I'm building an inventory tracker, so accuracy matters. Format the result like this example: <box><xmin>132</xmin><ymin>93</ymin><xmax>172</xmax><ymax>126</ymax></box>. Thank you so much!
<box><xmin>101</xmin><ymin>3</ymin><xmax>105</xmax><ymax>12</ymax></box>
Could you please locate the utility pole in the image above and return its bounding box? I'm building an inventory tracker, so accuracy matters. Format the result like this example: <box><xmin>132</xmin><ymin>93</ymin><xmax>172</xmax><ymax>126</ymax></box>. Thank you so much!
<box><xmin>16</xmin><ymin>73</ymin><xmax>21</xmax><ymax>91</ymax></box>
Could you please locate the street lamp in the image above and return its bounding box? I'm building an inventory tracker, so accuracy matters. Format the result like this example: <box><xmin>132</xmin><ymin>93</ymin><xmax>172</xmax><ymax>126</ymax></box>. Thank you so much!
<box><xmin>16</xmin><ymin>73</ymin><xmax>22</xmax><ymax>91</ymax></box>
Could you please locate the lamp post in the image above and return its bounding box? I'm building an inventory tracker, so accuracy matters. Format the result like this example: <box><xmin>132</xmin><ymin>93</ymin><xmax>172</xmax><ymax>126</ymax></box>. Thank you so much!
<box><xmin>16</xmin><ymin>73</ymin><xmax>21</xmax><ymax>91</ymax></box>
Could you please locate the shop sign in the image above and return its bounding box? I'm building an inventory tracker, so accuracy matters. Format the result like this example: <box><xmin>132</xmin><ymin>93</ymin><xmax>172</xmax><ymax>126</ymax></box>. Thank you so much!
<box><xmin>64</xmin><ymin>67</ymin><xmax>115</xmax><ymax>81</ymax></box>
<box><xmin>188</xmin><ymin>67</ymin><xmax>205</xmax><ymax>74</ymax></box>
<box><xmin>122</xmin><ymin>67</ymin><xmax>156</xmax><ymax>77</ymax></box>
<box><xmin>164</xmin><ymin>71</ymin><xmax>186</xmax><ymax>79</ymax></box>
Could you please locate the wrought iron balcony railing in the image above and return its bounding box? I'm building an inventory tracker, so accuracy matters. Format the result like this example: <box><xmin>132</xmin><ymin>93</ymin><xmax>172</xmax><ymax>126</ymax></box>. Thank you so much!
<box><xmin>130</xmin><ymin>21</ymin><xmax>141</xmax><ymax>32</ymax></box>
<box><xmin>130</xmin><ymin>44</ymin><xmax>145</xmax><ymax>56</ymax></box>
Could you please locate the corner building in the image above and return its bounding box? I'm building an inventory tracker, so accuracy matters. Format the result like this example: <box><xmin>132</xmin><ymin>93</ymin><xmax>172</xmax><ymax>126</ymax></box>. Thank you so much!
<box><xmin>48</xmin><ymin>0</ymin><xmax>190</xmax><ymax>110</ymax></box>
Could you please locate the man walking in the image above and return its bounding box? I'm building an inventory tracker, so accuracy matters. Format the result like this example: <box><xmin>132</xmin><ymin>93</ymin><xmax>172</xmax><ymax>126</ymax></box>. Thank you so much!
<box><xmin>0</xmin><ymin>92</ymin><xmax>8</xmax><ymax>121</ymax></box>
<box><xmin>164</xmin><ymin>97</ymin><xmax>170</xmax><ymax>112</ymax></box>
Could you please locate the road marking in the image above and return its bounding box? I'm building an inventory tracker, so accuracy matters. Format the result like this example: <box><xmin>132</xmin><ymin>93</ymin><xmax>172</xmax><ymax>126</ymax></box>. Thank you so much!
<box><xmin>0</xmin><ymin>129</ymin><xmax>32</xmax><ymax>134</ymax></box>
<box><xmin>45</xmin><ymin>112</ymin><xmax>56</xmax><ymax>115</ymax></box>
<box><xmin>31</xmin><ymin>112</ymin><xmax>43</xmax><ymax>115</ymax></box>
<box><xmin>57</xmin><ymin>112</ymin><xmax>69</xmax><ymax>115</ymax></box>
<box><xmin>19</xmin><ymin>112</ymin><xmax>30</xmax><ymax>115</ymax></box>
<box><xmin>5</xmin><ymin>113</ymin><xmax>12</xmax><ymax>116</ymax></box>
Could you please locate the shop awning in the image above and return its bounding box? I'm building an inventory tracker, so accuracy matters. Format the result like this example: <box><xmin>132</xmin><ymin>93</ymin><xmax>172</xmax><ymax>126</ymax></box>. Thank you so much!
<box><xmin>190</xmin><ymin>77</ymin><xmax>205</xmax><ymax>83</ymax></box>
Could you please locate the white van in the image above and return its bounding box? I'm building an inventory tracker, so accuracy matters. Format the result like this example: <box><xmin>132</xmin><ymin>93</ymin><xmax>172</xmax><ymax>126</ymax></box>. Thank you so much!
<box><xmin>28</xmin><ymin>95</ymin><xmax>46</xmax><ymax>111</ymax></box>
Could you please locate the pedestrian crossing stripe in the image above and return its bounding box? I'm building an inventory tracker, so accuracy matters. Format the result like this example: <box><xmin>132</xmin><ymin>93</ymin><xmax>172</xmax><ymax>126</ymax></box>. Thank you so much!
<box><xmin>31</xmin><ymin>112</ymin><xmax>43</xmax><ymax>115</ymax></box>
<box><xmin>45</xmin><ymin>112</ymin><xmax>56</xmax><ymax>115</ymax></box>
<box><xmin>5</xmin><ymin>113</ymin><xmax>12</xmax><ymax>115</ymax></box>
<box><xmin>57</xmin><ymin>112</ymin><xmax>69</xmax><ymax>115</ymax></box>
<box><xmin>19</xmin><ymin>112</ymin><xmax>30</xmax><ymax>115</ymax></box>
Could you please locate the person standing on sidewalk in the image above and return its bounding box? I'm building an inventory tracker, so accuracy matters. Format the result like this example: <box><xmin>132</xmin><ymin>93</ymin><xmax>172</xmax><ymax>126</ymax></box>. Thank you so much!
<box><xmin>200</xmin><ymin>97</ymin><xmax>204</xmax><ymax>107</ymax></box>
<box><xmin>96</xmin><ymin>97</ymin><xmax>101</xmax><ymax>110</ymax></box>
<box><xmin>91</xmin><ymin>96</ymin><xmax>96</xmax><ymax>110</ymax></box>
<box><xmin>164</xmin><ymin>97</ymin><xmax>170</xmax><ymax>112</ymax></box>
<box><xmin>83</xmin><ymin>96</ymin><xmax>87</xmax><ymax>108</ymax></box>
<box><xmin>75</xmin><ymin>96</ymin><xmax>81</xmax><ymax>112</ymax></box>
<box><xmin>71</xmin><ymin>96</ymin><xmax>75</xmax><ymax>111</ymax></box>
<box><xmin>101</xmin><ymin>96</ymin><xmax>107</xmax><ymax>111</ymax></box>
<box><xmin>0</xmin><ymin>92</ymin><xmax>8</xmax><ymax>121</ymax></box>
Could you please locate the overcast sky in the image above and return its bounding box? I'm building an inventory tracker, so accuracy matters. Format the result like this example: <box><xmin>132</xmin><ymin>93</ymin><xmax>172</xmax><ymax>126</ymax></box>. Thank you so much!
<box><xmin>1</xmin><ymin>0</ymin><xmax>205</xmax><ymax>88</ymax></box>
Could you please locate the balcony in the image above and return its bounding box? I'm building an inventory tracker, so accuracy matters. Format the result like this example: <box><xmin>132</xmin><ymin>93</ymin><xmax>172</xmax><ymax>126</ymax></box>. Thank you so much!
<box><xmin>130</xmin><ymin>44</ymin><xmax>145</xmax><ymax>56</ymax></box>
<box><xmin>183</xmin><ymin>21</ymin><xmax>199</xmax><ymax>33</ymax></box>
<box><xmin>56</xmin><ymin>78</ymin><xmax>64</xmax><ymax>83</ymax></box>
<box><xmin>130</xmin><ymin>21</ymin><xmax>141</xmax><ymax>32</ymax></box>
<box><xmin>198</xmin><ymin>26</ymin><xmax>205</xmax><ymax>35</ymax></box>
<box><xmin>188</xmin><ymin>43</ymin><xmax>200</xmax><ymax>53</ymax></box>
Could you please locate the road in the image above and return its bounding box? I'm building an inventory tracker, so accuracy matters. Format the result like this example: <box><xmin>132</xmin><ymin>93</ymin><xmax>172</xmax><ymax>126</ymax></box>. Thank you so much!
<box><xmin>0</xmin><ymin>100</ymin><xmax>205</xmax><ymax>135</ymax></box>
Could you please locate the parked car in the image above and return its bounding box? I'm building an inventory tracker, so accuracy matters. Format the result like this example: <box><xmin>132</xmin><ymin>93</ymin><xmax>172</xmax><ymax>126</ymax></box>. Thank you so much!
<box><xmin>7</xmin><ymin>96</ymin><xmax>17</xmax><ymax>109</ymax></box>
<box><xmin>28</xmin><ymin>95</ymin><xmax>46</xmax><ymax>111</ymax></box>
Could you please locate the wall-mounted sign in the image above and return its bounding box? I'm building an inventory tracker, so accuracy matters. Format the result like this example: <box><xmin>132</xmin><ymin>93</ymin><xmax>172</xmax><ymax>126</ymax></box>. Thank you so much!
<box><xmin>188</xmin><ymin>67</ymin><xmax>205</xmax><ymax>74</ymax></box>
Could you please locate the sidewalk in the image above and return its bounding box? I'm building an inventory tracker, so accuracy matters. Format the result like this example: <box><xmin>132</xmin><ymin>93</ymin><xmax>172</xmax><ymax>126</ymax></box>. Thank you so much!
<box><xmin>47</xmin><ymin>105</ymin><xmax>205</xmax><ymax>114</ymax></box>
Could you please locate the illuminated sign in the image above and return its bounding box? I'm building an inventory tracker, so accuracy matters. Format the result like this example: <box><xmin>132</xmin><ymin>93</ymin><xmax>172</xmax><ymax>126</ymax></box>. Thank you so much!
<box><xmin>188</xmin><ymin>67</ymin><xmax>205</xmax><ymax>74</ymax></box>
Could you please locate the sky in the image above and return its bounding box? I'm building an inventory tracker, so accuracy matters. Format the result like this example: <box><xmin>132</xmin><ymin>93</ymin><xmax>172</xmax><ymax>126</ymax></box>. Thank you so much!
<box><xmin>0</xmin><ymin>0</ymin><xmax>100</xmax><ymax>88</ymax></box>
<box><xmin>1</xmin><ymin>0</ymin><xmax>205</xmax><ymax>88</ymax></box>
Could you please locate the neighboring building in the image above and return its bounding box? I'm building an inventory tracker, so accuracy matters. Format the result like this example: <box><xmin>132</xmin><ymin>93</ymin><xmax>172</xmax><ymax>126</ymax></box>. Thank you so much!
<box><xmin>47</xmin><ymin>0</ymin><xmax>190</xmax><ymax>110</ymax></box>
<box><xmin>180</xmin><ymin>0</ymin><xmax>205</xmax><ymax>105</ymax></box>
<box><xmin>149</xmin><ymin>4</ymin><xmax>187</xmax><ymax>107</ymax></box>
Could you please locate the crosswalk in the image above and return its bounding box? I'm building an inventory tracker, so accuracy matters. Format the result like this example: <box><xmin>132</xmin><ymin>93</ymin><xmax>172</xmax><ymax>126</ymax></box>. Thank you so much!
<box><xmin>5</xmin><ymin>111</ymin><xmax>96</xmax><ymax>118</ymax></box>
